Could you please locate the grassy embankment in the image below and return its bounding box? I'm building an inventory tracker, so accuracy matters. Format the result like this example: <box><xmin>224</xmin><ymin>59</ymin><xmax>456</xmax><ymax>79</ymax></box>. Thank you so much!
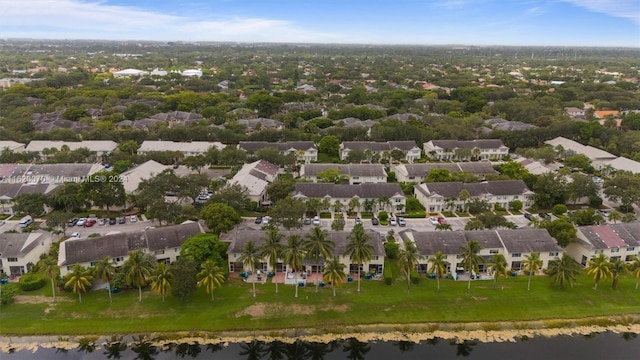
<box><xmin>1</xmin><ymin>271</ymin><xmax>639</xmax><ymax>336</ymax></box>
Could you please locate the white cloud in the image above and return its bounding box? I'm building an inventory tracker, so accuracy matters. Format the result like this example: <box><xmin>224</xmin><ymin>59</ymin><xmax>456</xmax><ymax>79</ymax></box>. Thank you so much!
<box><xmin>0</xmin><ymin>0</ymin><xmax>338</xmax><ymax>42</ymax></box>
<box><xmin>559</xmin><ymin>0</ymin><xmax>640</xmax><ymax>24</ymax></box>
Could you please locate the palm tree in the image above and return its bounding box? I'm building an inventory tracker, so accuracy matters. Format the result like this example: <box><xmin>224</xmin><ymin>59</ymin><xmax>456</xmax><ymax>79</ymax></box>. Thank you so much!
<box><xmin>197</xmin><ymin>259</ymin><xmax>226</xmax><ymax>301</ymax></box>
<box><xmin>608</xmin><ymin>210</ymin><xmax>622</xmax><ymax>224</ymax></box>
<box><xmin>488</xmin><ymin>253</ymin><xmax>509</xmax><ymax>289</ymax></box>
<box><xmin>345</xmin><ymin>224</ymin><xmax>373</xmax><ymax>293</ymax></box>
<box><xmin>631</xmin><ymin>255</ymin><xmax>640</xmax><ymax>290</ymax></box>
<box><xmin>622</xmin><ymin>213</ymin><xmax>637</xmax><ymax>223</ymax></box>
<box><xmin>64</xmin><ymin>264</ymin><xmax>93</xmax><ymax>303</ymax></box>
<box><xmin>333</xmin><ymin>200</ymin><xmax>343</xmax><ymax>214</ymax></box>
<box><xmin>283</xmin><ymin>234</ymin><xmax>306</xmax><ymax>298</ymax></box>
<box><xmin>348</xmin><ymin>197</ymin><xmax>361</xmax><ymax>214</ymax></box>
<box><xmin>458</xmin><ymin>189</ymin><xmax>471</xmax><ymax>212</ymax></box>
<box><xmin>435</xmin><ymin>223</ymin><xmax>452</xmax><ymax>231</ymax></box>
<box><xmin>123</xmin><ymin>250</ymin><xmax>155</xmax><ymax>303</ymax></box>
<box><xmin>94</xmin><ymin>256</ymin><xmax>116</xmax><ymax>303</ymax></box>
<box><xmin>460</xmin><ymin>240</ymin><xmax>483</xmax><ymax>294</ymax></box>
<box><xmin>238</xmin><ymin>240</ymin><xmax>262</xmax><ymax>298</ymax></box>
<box><xmin>150</xmin><ymin>262</ymin><xmax>172</xmax><ymax>302</ymax></box>
<box><xmin>304</xmin><ymin>226</ymin><xmax>335</xmax><ymax>293</ymax></box>
<box><xmin>398</xmin><ymin>240</ymin><xmax>424</xmax><ymax>292</ymax></box>
<box><xmin>377</xmin><ymin>197</ymin><xmax>391</xmax><ymax>213</ymax></box>
<box><xmin>323</xmin><ymin>257</ymin><xmax>347</xmax><ymax>296</ymax></box>
<box><xmin>523</xmin><ymin>252</ymin><xmax>543</xmax><ymax>291</ymax></box>
<box><xmin>363</xmin><ymin>198</ymin><xmax>376</xmax><ymax>213</ymax></box>
<box><xmin>41</xmin><ymin>257</ymin><xmax>60</xmax><ymax>302</ymax></box>
<box><xmin>585</xmin><ymin>253</ymin><xmax>612</xmax><ymax>290</ymax></box>
<box><xmin>321</xmin><ymin>198</ymin><xmax>332</xmax><ymax>213</ymax></box>
<box><xmin>546</xmin><ymin>254</ymin><xmax>581</xmax><ymax>289</ymax></box>
<box><xmin>260</xmin><ymin>227</ymin><xmax>284</xmax><ymax>294</ymax></box>
<box><xmin>609</xmin><ymin>259</ymin><xmax>628</xmax><ymax>290</ymax></box>
<box><xmin>428</xmin><ymin>251</ymin><xmax>449</xmax><ymax>293</ymax></box>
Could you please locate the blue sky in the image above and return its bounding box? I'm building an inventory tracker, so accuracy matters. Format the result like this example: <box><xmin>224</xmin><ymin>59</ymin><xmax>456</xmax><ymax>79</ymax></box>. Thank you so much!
<box><xmin>1</xmin><ymin>0</ymin><xmax>638</xmax><ymax>46</ymax></box>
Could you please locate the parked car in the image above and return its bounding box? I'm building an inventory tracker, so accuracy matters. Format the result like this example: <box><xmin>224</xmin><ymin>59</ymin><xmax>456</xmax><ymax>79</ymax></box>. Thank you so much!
<box><xmin>109</xmin><ymin>218</ymin><xmax>117</xmax><ymax>225</ymax></box>
<box><xmin>429</xmin><ymin>217</ymin><xmax>439</xmax><ymax>225</ymax></box>
<box><xmin>313</xmin><ymin>216</ymin><xmax>320</xmax><ymax>225</ymax></box>
<box><xmin>304</xmin><ymin>217</ymin><xmax>311</xmax><ymax>225</ymax></box>
<box><xmin>255</xmin><ymin>216</ymin><xmax>263</xmax><ymax>224</ymax></box>
<box><xmin>524</xmin><ymin>212</ymin><xmax>534</xmax><ymax>221</ymax></box>
<box><xmin>262</xmin><ymin>216</ymin><xmax>271</xmax><ymax>225</ymax></box>
<box><xmin>130</xmin><ymin>215</ymin><xmax>138</xmax><ymax>222</ymax></box>
<box><xmin>389</xmin><ymin>217</ymin><xmax>397</xmax><ymax>226</ymax></box>
<box><xmin>539</xmin><ymin>212</ymin><xmax>550</xmax><ymax>219</ymax></box>
<box><xmin>71</xmin><ymin>232</ymin><xmax>80</xmax><ymax>238</ymax></box>
<box><xmin>85</xmin><ymin>219</ymin><xmax>96</xmax><ymax>227</ymax></box>
<box><xmin>0</xmin><ymin>220</ymin><xmax>4</xmax><ymax>226</ymax></box>
<box><xmin>371</xmin><ymin>217</ymin><xmax>379</xmax><ymax>225</ymax></box>
<box><xmin>397</xmin><ymin>216</ymin><xmax>406</xmax><ymax>227</ymax></box>
<box><xmin>355</xmin><ymin>217</ymin><xmax>362</xmax><ymax>225</ymax></box>
<box><xmin>68</xmin><ymin>218</ymin><xmax>79</xmax><ymax>226</ymax></box>
<box><xmin>598</xmin><ymin>209</ymin><xmax>611</xmax><ymax>218</ymax></box>
<box><xmin>98</xmin><ymin>218</ymin><xmax>106</xmax><ymax>226</ymax></box>
<box><xmin>437</xmin><ymin>217</ymin><xmax>447</xmax><ymax>225</ymax></box>
<box><xmin>76</xmin><ymin>218</ymin><xmax>87</xmax><ymax>227</ymax></box>
<box><xmin>118</xmin><ymin>216</ymin><xmax>126</xmax><ymax>224</ymax></box>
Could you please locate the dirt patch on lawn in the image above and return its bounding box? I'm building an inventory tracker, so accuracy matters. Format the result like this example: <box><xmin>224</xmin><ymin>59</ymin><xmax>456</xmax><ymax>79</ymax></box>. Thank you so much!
<box><xmin>14</xmin><ymin>295</ymin><xmax>73</xmax><ymax>314</ymax></box>
<box><xmin>472</xmin><ymin>296</ymin><xmax>488</xmax><ymax>301</ymax></box>
<box><xmin>236</xmin><ymin>303</ymin><xmax>315</xmax><ymax>319</ymax></box>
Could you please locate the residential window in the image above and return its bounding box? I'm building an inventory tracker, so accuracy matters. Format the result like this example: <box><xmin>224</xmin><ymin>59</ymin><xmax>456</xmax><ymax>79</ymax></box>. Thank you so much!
<box><xmin>626</xmin><ymin>255</ymin><xmax>636</xmax><ymax>262</ymax></box>
<box><xmin>155</xmin><ymin>250</ymin><xmax>165</xmax><ymax>255</ymax></box>
<box><xmin>174</xmin><ymin>247</ymin><xmax>180</xmax><ymax>252</ymax></box>
<box><xmin>512</xmin><ymin>253</ymin><xmax>521</xmax><ymax>258</ymax></box>
<box><xmin>489</xmin><ymin>250</ymin><xmax>499</xmax><ymax>254</ymax></box>
<box><xmin>611</xmin><ymin>256</ymin><xmax>621</xmax><ymax>261</ymax></box>
<box><xmin>7</xmin><ymin>258</ymin><xmax>18</xmax><ymax>262</ymax></box>
<box><xmin>395</xmin><ymin>199</ymin><xmax>401</xmax><ymax>203</ymax></box>
<box><xmin>90</xmin><ymin>262</ymin><xmax>96</xmax><ymax>267</ymax></box>
<box><xmin>373</xmin><ymin>256</ymin><xmax>379</xmax><ymax>261</ymax></box>
<box><xmin>549</xmin><ymin>252</ymin><xmax>559</xmax><ymax>257</ymax></box>
<box><xmin>513</xmin><ymin>196</ymin><xmax>519</xmax><ymax>200</ymax></box>
<box><xmin>353</xmin><ymin>176</ymin><xmax>359</xmax><ymax>180</ymax></box>
<box><xmin>67</xmin><ymin>266</ymin><xmax>73</xmax><ymax>271</ymax></box>
<box><xmin>114</xmin><ymin>257</ymin><xmax>123</xmax><ymax>262</ymax></box>
<box><xmin>611</xmin><ymin>248</ymin><xmax>620</xmax><ymax>253</ymax></box>
<box><xmin>628</xmin><ymin>247</ymin><xmax>635</xmax><ymax>251</ymax></box>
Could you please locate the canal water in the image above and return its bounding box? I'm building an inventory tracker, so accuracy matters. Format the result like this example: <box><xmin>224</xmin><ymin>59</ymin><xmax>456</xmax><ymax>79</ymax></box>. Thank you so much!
<box><xmin>2</xmin><ymin>332</ymin><xmax>639</xmax><ymax>359</ymax></box>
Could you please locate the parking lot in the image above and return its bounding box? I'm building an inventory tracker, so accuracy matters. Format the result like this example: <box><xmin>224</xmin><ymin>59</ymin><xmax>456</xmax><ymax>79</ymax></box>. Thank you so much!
<box><xmin>1</xmin><ymin>215</ymin><xmax>154</xmax><ymax>239</ymax></box>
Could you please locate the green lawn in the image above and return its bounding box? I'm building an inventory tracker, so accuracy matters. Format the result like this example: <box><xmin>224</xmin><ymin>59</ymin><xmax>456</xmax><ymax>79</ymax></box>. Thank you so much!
<box><xmin>2</xmin><ymin>272</ymin><xmax>640</xmax><ymax>336</ymax></box>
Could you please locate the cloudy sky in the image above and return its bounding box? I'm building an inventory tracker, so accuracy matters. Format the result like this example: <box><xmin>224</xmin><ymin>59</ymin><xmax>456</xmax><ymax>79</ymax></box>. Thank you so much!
<box><xmin>1</xmin><ymin>0</ymin><xmax>638</xmax><ymax>46</ymax></box>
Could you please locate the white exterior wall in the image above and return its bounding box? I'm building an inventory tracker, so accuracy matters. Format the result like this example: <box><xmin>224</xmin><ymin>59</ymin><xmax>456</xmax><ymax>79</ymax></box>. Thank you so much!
<box><xmin>1</xmin><ymin>238</ymin><xmax>52</xmax><ymax>276</ymax></box>
<box><xmin>565</xmin><ymin>243</ymin><xmax>639</xmax><ymax>267</ymax></box>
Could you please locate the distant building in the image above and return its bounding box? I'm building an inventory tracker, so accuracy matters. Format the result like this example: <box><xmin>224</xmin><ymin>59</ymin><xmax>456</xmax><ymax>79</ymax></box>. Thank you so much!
<box><xmin>138</xmin><ymin>141</ymin><xmax>225</xmax><ymax>157</ymax></box>
<box><xmin>25</xmin><ymin>140</ymin><xmax>118</xmax><ymax>158</ymax></box>
<box><xmin>112</xmin><ymin>68</ymin><xmax>148</xmax><ymax>77</ymax></box>
<box><xmin>300</xmin><ymin>164</ymin><xmax>387</xmax><ymax>184</ymax></box>
<box><xmin>423</xmin><ymin>139</ymin><xmax>509</xmax><ymax>161</ymax></box>
<box><xmin>544</xmin><ymin>137</ymin><xmax>617</xmax><ymax>170</ymax></box>
<box><xmin>0</xmin><ymin>232</ymin><xmax>54</xmax><ymax>277</ymax></box>
<box><xmin>0</xmin><ymin>141</ymin><xmax>26</xmax><ymax>153</ymax></box>
<box><xmin>340</xmin><ymin>141</ymin><xmax>422</xmax><ymax>163</ymax></box>
<box><xmin>393</xmin><ymin>162</ymin><xmax>497</xmax><ymax>183</ymax></box>
<box><xmin>238</xmin><ymin>141</ymin><xmax>318</xmax><ymax>164</ymax></box>
<box><xmin>229</xmin><ymin>160</ymin><xmax>280</xmax><ymax>205</ymax></box>
<box><xmin>414</xmin><ymin>180</ymin><xmax>533</xmax><ymax>213</ymax></box>
<box><xmin>566</xmin><ymin>224</ymin><xmax>640</xmax><ymax>267</ymax></box>
<box><xmin>292</xmin><ymin>183</ymin><xmax>406</xmax><ymax>213</ymax></box>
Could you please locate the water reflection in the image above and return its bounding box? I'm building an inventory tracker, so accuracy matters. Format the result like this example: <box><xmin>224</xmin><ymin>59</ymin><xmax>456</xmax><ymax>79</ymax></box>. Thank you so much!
<box><xmin>2</xmin><ymin>332</ymin><xmax>640</xmax><ymax>359</ymax></box>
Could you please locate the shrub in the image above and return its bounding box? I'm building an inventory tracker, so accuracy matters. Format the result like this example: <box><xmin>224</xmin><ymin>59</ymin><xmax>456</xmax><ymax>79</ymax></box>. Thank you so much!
<box><xmin>0</xmin><ymin>283</ymin><xmax>19</xmax><ymax>305</ymax></box>
<box><xmin>509</xmin><ymin>200</ymin><xmax>523</xmax><ymax>212</ymax></box>
<box><xmin>410</xmin><ymin>274</ymin><xmax>421</xmax><ymax>285</ymax></box>
<box><xmin>19</xmin><ymin>273</ymin><xmax>46</xmax><ymax>291</ymax></box>
<box><xmin>378</xmin><ymin>211</ymin><xmax>389</xmax><ymax>222</ymax></box>
<box><xmin>619</xmin><ymin>204</ymin><xmax>635</xmax><ymax>213</ymax></box>
<box><xmin>552</xmin><ymin>204</ymin><xmax>568</xmax><ymax>216</ymax></box>
<box><xmin>589</xmin><ymin>196</ymin><xmax>603</xmax><ymax>208</ymax></box>
<box><xmin>406</xmin><ymin>197</ymin><xmax>426</xmax><ymax>212</ymax></box>
<box><xmin>384</xmin><ymin>241</ymin><xmax>400</xmax><ymax>259</ymax></box>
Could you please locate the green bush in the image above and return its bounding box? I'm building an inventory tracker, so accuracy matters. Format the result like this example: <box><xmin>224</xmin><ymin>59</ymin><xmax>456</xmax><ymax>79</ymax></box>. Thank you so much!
<box><xmin>410</xmin><ymin>273</ymin><xmax>421</xmax><ymax>285</ymax></box>
<box><xmin>0</xmin><ymin>283</ymin><xmax>19</xmax><ymax>305</ymax></box>
<box><xmin>552</xmin><ymin>204</ymin><xmax>568</xmax><ymax>216</ymax></box>
<box><xmin>406</xmin><ymin>197</ymin><xmax>426</xmax><ymax>212</ymax></box>
<box><xmin>19</xmin><ymin>273</ymin><xmax>46</xmax><ymax>291</ymax></box>
<box><xmin>384</xmin><ymin>241</ymin><xmax>400</xmax><ymax>259</ymax></box>
<box><xmin>378</xmin><ymin>211</ymin><xmax>389</xmax><ymax>222</ymax></box>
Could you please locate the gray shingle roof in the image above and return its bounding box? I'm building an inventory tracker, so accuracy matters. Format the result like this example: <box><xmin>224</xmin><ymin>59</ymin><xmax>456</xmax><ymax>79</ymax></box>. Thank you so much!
<box><xmin>496</xmin><ymin>229</ymin><xmax>563</xmax><ymax>253</ymax></box>
<box><xmin>293</xmin><ymin>183</ymin><xmax>405</xmax><ymax>199</ymax></box>
<box><xmin>302</xmin><ymin>164</ymin><xmax>386</xmax><ymax>178</ymax></box>
<box><xmin>400</xmin><ymin>162</ymin><xmax>497</xmax><ymax>177</ymax></box>
<box><xmin>238</xmin><ymin>141</ymin><xmax>316</xmax><ymax>152</ymax></box>
<box><xmin>415</xmin><ymin>180</ymin><xmax>531</xmax><ymax>198</ymax></box>
<box><xmin>401</xmin><ymin>230</ymin><xmax>468</xmax><ymax>256</ymax></box>
<box><xmin>430</xmin><ymin>139</ymin><xmax>505</xmax><ymax>149</ymax></box>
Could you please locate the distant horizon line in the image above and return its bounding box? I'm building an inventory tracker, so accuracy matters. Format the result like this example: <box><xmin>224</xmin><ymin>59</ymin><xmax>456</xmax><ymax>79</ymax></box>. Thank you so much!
<box><xmin>2</xmin><ymin>37</ymin><xmax>639</xmax><ymax>49</ymax></box>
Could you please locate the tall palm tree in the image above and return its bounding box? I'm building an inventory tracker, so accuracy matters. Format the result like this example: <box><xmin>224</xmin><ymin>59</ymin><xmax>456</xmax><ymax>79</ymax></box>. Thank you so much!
<box><xmin>93</xmin><ymin>256</ymin><xmax>116</xmax><ymax>303</ymax></box>
<box><xmin>123</xmin><ymin>250</ymin><xmax>155</xmax><ymax>303</ymax></box>
<box><xmin>345</xmin><ymin>224</ymin><xmax>373</xmax><ymax>293</ymax></box>
<box><xmin>323</xmin><ymin>257</ymin><xmax>347</xmax><ymax>297</ymax></box>
<box><xmin>609</xmin><ymin>259</ymin><xmax>628</xmax><ymax>290</ymax></box>
<box><xmin>150</xmin><ymin>262</ymin><xmax>172</xmax><ymax>302</ymax></box>
<box><xmin>348</xmin><ymin>197</ymin><xmax>361</xmax><ymax>214</ymax></box>
<box><xmin>197</xmin><ymin>259</ymin><xmax>226</xmax><ymax>301</ymax></box>
<box><xmin>238</xmin><ymin>240</ymin><xmax>262</xmax><ymax>298</ymax></box>
<box><xmin>458</xmin><ymin>189</ymin><xmax>471</xmax><ymax>212</ymax></box>
<box><xmin>283</xmin><ymin>234</ymin><xmax>306</xmax><ymax>298</ymax></box>
<box><xmin>435</xmin><ymin>223</ymin><xmax>452</xmax><ymax>231</ymax></box>
<box><xmin>260</xmin><ymin>227</ymin><xmax>284</xmax><ymax>294</ymax></box>
<box><xmin>428</xmin><ymin>251</ymin><xmax>449</xmax><ymax>293</ymax></box>
<box><xmin>631</xmin><ymin>255</ymin><xmax>640</xmax><ymax>290</ymax></box>
<box><xmin>546</xmin><ymin>254</ymin><xmax>581</xmax><ymax>289</ymax></box>
<box><xmin>523</xmin><ymin>252</ymin><xmax>543</xmax><ymax>291</ymax></box>
<box><xmin>64</xmin><ymin>264</ymin><xmax>93</xmax><ymax>303</ymax></box>
<box><xmin>41</xmin><ymin>256</ymin><xmax>60</xmax><ymax>302</ymax></box>
<box><xmin>304</xmin><ymin>226</ymin><xmax>335</xmax><ymax>293</ymax></box>
<box><xmin>488</xmin><ymin>253</ymin><xmax>509</xmax><ymax>289</ymax></box>
<box><xmin>398</xmin><ymin>240</ymin><xmax>424</xmax><ymax>292</ymax></box>
<box><xmin>459</xmin><ymin>240</ymin><xmax>483</xmax><ymax>294</ymax></box>
<box><xmin>585</xmin><ymin>253</ymin><xmax>612</xmax><ymax>290</ymax></box>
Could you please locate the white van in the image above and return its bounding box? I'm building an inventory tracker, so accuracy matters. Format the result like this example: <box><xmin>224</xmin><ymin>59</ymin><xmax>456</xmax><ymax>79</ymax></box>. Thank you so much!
<box><xmin>19</xmin><ymin>215</ymin><xmax>33</xmax><ymax>228</ymax></box>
